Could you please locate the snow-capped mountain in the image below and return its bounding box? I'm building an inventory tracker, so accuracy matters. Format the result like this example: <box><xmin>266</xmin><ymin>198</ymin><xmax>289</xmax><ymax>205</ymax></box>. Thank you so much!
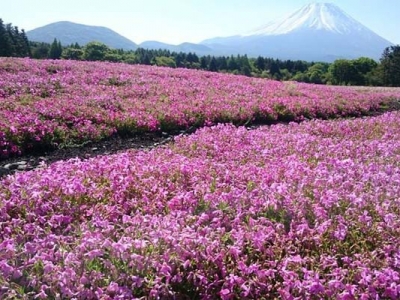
<box><xmin>243</xmin><ymin>3</ymin><xmax>367</xmax><ymax>36</ymax></box>
<box><xmin>202</xmin><ymin>2</ymin><xmax>393</xmax><ymax>61</ymax></box>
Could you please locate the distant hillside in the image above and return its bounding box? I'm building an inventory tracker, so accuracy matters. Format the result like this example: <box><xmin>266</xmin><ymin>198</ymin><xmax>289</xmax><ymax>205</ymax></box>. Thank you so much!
<box><xmin>27</xmin><ymin>21</ymin><xmax>137</xmax><ymax>50</ymax></box>
<box><xmin>139</xmin><ymin>41</ymin><xmax>213</xmax><ymax>56</ymax></box>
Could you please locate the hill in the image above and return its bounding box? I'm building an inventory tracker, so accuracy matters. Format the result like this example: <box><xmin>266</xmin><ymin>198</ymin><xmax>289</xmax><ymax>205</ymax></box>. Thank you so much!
<box><xmin>27</xmin><ymin>21</ymin><xmax>137</xmax><ymax>50</ymax></box>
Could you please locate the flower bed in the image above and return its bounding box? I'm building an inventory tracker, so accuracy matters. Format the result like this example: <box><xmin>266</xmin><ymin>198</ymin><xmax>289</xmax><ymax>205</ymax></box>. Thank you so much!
<box><xmin>1</xmin><ymin>58</ymin><xmax>399</xmax><ymax>157</ymax></box>
<box><xmin>1</xmin><ymin>112</ymin><xmax>399</xmax><ymax>299</ymax></box>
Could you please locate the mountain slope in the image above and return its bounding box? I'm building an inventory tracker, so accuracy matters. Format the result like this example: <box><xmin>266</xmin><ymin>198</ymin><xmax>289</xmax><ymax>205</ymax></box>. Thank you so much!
<box><xmin>139</xmin><ymin>41</ymin><xmax>213</xmax><ymax>55</ymax></box>
<box><xmin>27</xmin><ymin>21</ymin><xmax>137</xmax><ymax>50</ymax></box>
<box><xmin>243</xmin><ymin>2</ymin><xmax>367</xmax><ymax>36</ymax></box>
<box><xmin>202</xmin><ymin>2</ymin><xmax>393</xmax><ymax>61</ymax></box>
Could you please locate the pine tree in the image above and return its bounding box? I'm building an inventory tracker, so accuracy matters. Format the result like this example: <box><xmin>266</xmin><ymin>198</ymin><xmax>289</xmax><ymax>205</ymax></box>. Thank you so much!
<box><xmin>240</xmin><ymin>55</ymin><xmax>252</xmax><ymax>76</ymax></box>
<box><xmin>217</xmin><ymin>56</ymin><xmax>228</xmax><ymax>71</ymax></box>
<box><xmin>208</xmin><ymin>57</ymin><xmax>218</xmax><ymax>72</ymax></box>
<box><xmin>58</xmin><ymin>41</ymin><xmax>62</xmax><ymax>56</ymax></box>
<box><xmin>175</xmin><ymin>52</ymin><xmax>185</xmax><ymax>68</ymax></box>
<box><xmin>269</xmin><ymin>61</ymin><xmax>281</xmax><ymax>78</ymax></box>
<box><xmin>49</xmin><ymin>38</ymin><xmax>62</xmax><ymax>59</ymax></box>
<box><xmin>13</xmin><ymin>26</ymin><xmax>24</xmax><ymax>56</ymax></box>
<box><xmin>31</xmin><ymin>42</ymin><xmax>51</xmax><ymax>59</ymax></box>
<box><xmin>200</xmin><ymin>56</ymin><xmax>208</xmax><ymax>69</ymax></box>
<box><xmin>0</xmin><ymin>20</ymin><xmax>31</xmax><ymax>57</ymax></box>
<box><xmin>255</xmin><ymin>56</ymin><xmax>265</xmax><ymax>71</ymax></box>
<box><xmin>20</xmin><ymin>29</ymin><xmax>31</xmax><ymax>57</ymax></box>
<box><xmin>381</xmin><ymin>45</ymin><xmax>400</xmax><ymax>87</ymax></box>
<box><xmin>227</xmin><ymin>56</ymin><xmax>238</xmax><ymax>71</ymax></box>
<box><xmin>0</xmin><ymin>19</ymin><xmax>12</xmax><ymax>56</ymax></box>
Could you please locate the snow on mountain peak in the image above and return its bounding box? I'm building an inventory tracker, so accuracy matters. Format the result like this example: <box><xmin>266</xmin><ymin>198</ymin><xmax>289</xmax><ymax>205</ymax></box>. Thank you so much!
<box><xmin>243</xmin><ymin>2</ymin><xmax>367</xmax><ymax>36</ymax></box>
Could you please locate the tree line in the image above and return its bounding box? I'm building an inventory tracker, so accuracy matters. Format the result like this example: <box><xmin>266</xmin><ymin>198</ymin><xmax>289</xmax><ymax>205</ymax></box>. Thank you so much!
<box><xmin>1</xmin><ymin>18</ymin><xmax>400</xmax><ymax>87</ymax></box>
<box><xmin>0</xmin><ymin>19</ymin><xmax>31</xmax><ymax>57</ymax></box>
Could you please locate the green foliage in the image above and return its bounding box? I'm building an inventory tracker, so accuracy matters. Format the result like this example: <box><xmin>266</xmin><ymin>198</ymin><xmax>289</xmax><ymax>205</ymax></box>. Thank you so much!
<box><xmin>329</xmin><ymin>59</ymin><xmax>358</xmax><ymax>85</ymax></box>
<box><xmin>122</xmin><ymin>53</ymin><xmax>137</xmax><ymax>64</ymax></box>
<box><xmin>328</xmin><ymin>57</ymin><xmax>380</xmax><ymax>86</ymax></box>
<box><xmin>353</xmin><ymin>57</ymin><xmax>378</xmax><ymax>74</ymax></box>
<box><xmin>352</xmin><ymin>57</ymin><xmax>378</xmax><ymax>85</ymax></box>
<box><xmin>208</xmin><ymin>57</ymin><xmax>218</xmax><ymax>72</ymax></box>
<box><xmin>292</xmin><ymin>71</ymin><xmax>309</xmax><ymax>83</ymax></box>
<box><xmin>381</xmin><ymin>45</ymin><xmax>400</xmax><ymax>87</ymax></box>
<box><xmin>269</xmin><ymin>61</ymin><xmax>281</xmax><ymax>78</ymax></box>
<box><xmin>0</xmin><ymin>19</ymin><xmax>30</xmax><ymax>57</ymax></box>
<box><xmin>307</xmin><ymin>63</ymin><xmax>329</xmax><ymax>84</ymax></box>
<box><xmin>365</xmin><ymin>65</ymin><xmax>384</xmax><ymax>86</ymax></box>
<box><xmin>49</xmin><ymin>38</ymin><xmax>62</xmax><ymax>59</ymax></box>
<box><xmin>104</xmin><ymin>51</ymin><xmax>123</xmax><ymax>62</ymax></box>
<box><xmin>239</xmin><ymin>55</ymin><xmax>252</xmax><ymax>76</ymax></box>
<box><xmin>153</xmin><ymin>56</ymin><xmax>176</xmax><ymax>68</ymax></box>
<box><xmin>61</xmin><ymin>47</ymin><xmax>84</xmax><ymax>60</ymax></box>
<box><xmin>30</xmin><ymin>42</ymin><xmax>50</xmax><ymax>59</ymax></box>
<box><xmin>255</xmin><ymin>56</ymin><xmax>265</xmax><ymax>71</ymax></box>
<box><xmin>83</xmin><ymin>41</ymin><xmax>110</xmax><ymax>61</ymax></box>
<box><xmin>227</xmin><ymin>55</ymin><xmax>239</xmax><ymax>71</ymax></box>
<box><xmin>280</xmin><ymin>68</ymin><xmax>292</xmax><ymax>81</ymax></box>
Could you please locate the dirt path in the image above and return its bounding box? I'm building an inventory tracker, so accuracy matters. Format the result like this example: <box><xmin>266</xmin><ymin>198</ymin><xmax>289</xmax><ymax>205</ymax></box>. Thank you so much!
<box><xmin>0</xmin><ymin>131</ymin><xmax>178</xmax><ymax>178</ymax></box>
<box><xmin>1</xmin><ymin>100</ymin><xmax>400</xmax><ymax>178</ymax></box>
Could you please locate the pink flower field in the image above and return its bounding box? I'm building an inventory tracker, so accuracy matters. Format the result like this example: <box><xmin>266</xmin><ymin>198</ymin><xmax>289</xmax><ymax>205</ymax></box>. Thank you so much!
<box><xmin>1</xmin><ymin>110</ymin><xmax>400</xmax><ymax>299</ymax></box>
<box><xmin>1</xmin><ymin>58</ymin><xmax>400</xmax><ymax>157</ymax></box>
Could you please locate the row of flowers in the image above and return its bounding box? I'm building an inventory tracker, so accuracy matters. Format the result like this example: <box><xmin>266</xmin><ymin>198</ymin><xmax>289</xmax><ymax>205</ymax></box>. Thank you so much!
<box><xmin>1</xmin><ymin>58</ymin><xmax>400</xmax><ymax>157</ymax></box>
<box><xmin>1</xmin><ymin>111</ymin><xmax>399</xmax><ymax>298</ymax></box>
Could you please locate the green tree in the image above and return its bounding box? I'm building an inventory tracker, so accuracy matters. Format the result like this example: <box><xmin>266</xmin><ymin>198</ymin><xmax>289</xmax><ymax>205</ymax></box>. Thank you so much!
<box><xmin>239</xmin><ymin>55</ymin><xmax>252</xmax><ymax>76</ymax></box>
<box><xmin>293</xmin><ymin>60</ymin><xmax>308</xmax><ymax>73</ymax></box>
<box><xmin>49</xmin><ymin>38</ymin><xmax>62</xmax><ymax>59</ymax></box>
<box><xmin>227</xmin><ymin>55</ymin><xmax>238</xmax><ymax>71</ymax></box>
<box><xmin>5</xmin><ymin>23</ymin><xmax>16</xmax><ymax>56</ymax></box>
<box><xmin>280</xmin><ymin>68</ymin><xmax>292</xmax><ymax>81</ymax></box>
<box><xmin>292</xmin><ymin>71</ymin><xmax>309</xmax><ymax>83</ymax></box>
<box><xmin>175</xmin><ymin>52</ymin><xmax>186</xmax><ymax>68</ymax></box>
<box><xmin>200</xmin><ymin>56</ymin><xmax>208</xmax><ymax>69</ymax></box>
<box><xmin>350</xmin><ymin>57</ymin><xmax>378</xmax><ymax>85</ymax></box>
<box><xmin>143</xmin><ymin>53</ymin><xmax>152</xmax><ymax>65</ymax></box>
<box><xmin>365</xmin><ymin>65</ymin><xmax>384</xmax><ymax>86</ymax></box>
<box><xmin>269</xmin><ymin>61</ymin><xmax>281</xmax><ymax>79</ymax></box>
<box><xmin>255</xmin><ymin>56</ymin><xmax>265</xmax><ymax>71</ymax></box>
<box><xmin>217</xmin><ymin>56</ymin><xmax>228</xmax><ymax>71</ymax></box>
<box><xmin>123</xmin><ymin>53</ymin><xmax>137</xmax><ymax>64</ymax></box>
<box><xmin>153</xmin><ymin>56</ymin><xmax>176</xmax><ymax>68</ymax></box>
<box><xmin>353</xmin><ymin>57</ymin><xmax>378</xmax><ymax>74</ymax></box>
<box><xmin>0</xmin><ymin>20</ymin><xmax>31</xmax><ymax>57</ymax></box>
<box><xmin>30</xmin><ymin>42</ymin><xmax>50</xmax><ymax>59</ymax></box>
<box><xmin>20</xmin><ymin>29</ymin><xmax>31</xmax><ymax>57</ymax></box>
<box><xmin>0</xmin><ymin>19</ymin><xmax>12</xmax><ymax>56</ymax></box>
<box><xmin>83</xmin><ymin>41</ymin><xmax>110</xmax><ymax>61</ymax></box>
<box><xmin>104</xmin><ymin>51</ymin><xmax>123</xmax><ymax>62</ymax></box>
<box><xmin>61</xmin><ymin>47</ymin><xmax>84</xmax><ymax>60</ymax></box>
<box><xmin>186</xmin><ymin>52</ymin><xmax>199</xmax><ymax>64</ymax></box>
<box><xmin>285</xmin><ymin>60</ymin><xmax>295</xmax><ymax>73</ymax></box>
<box><xmin>329</xmin><ymin>59</ymin><xmax>358</xmax><ymax>85</ymax></box>
<box><xmin>381</xmin><ymin>45</ymin><xmax>400</xmax><ymax>87</ymax></box>
<box><xmin>306</xmin><ymin>63</ymin><xmax>328</xmax><ymax>84</ymax></box>
<box><xmin>208</xmin><ymin>57</ymin><xmax>218</xmax><ymax>72</ymax></box>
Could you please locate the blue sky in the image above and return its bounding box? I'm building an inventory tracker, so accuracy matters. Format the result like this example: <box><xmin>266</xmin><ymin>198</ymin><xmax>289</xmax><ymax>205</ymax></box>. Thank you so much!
<box><xmin>3</xmin><ymin>0</ymin><xmax>399</xmax><ymax>45</ymax></box>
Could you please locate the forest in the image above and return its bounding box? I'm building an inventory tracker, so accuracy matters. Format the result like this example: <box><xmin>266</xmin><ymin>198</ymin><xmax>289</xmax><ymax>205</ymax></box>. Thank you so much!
<box><xmin>1</xmin><ymin>18</ymin><xmax>400</xmax><ymax>87</ymax></box>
